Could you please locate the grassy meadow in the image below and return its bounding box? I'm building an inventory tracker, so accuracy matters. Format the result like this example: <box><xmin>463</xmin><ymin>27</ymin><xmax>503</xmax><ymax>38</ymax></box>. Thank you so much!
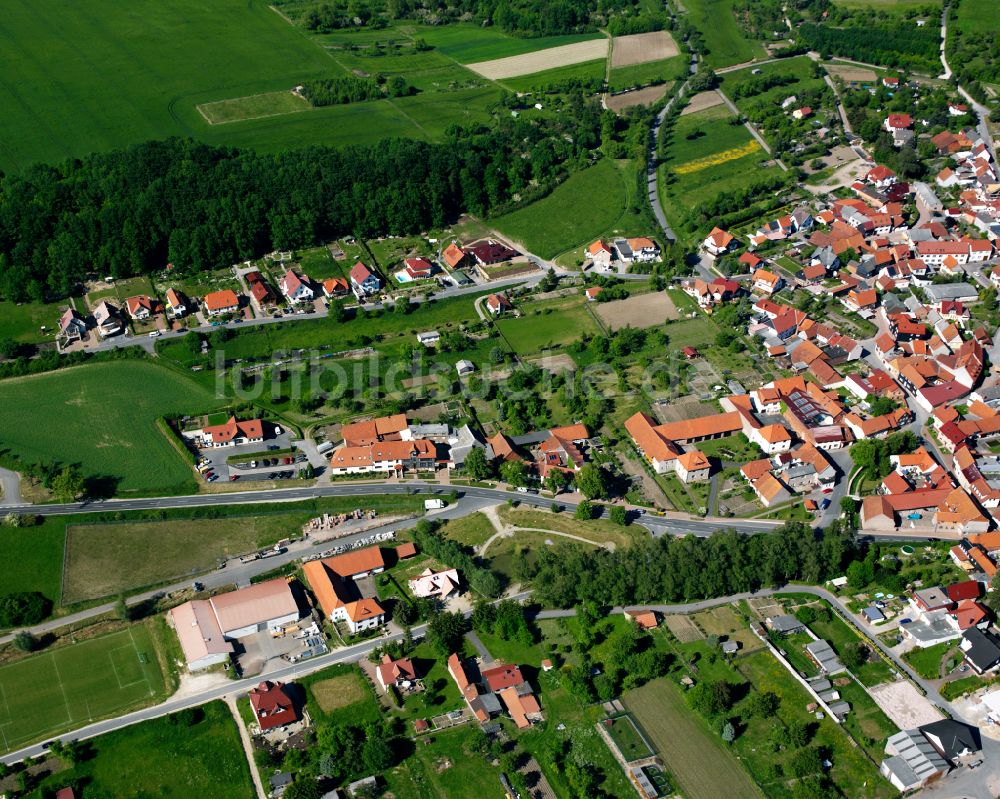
<box><xmin>682</xmin><ymin>0</ymin><xmax>767</xmax><ymax>70</ymax></box>
<box><xmin>0</xmin><ymin>360</ymin><xmax>224</xmax><ymax>495</ymax></box>
<box><xmin>489</xmin><ymin>159</ymin><xmax>635</xmax><ymax>260</ymax></box>
<box><xmin>21</xmin><ymin>701</ymin><xmax>253</xmax><ymax>798</ymax></box>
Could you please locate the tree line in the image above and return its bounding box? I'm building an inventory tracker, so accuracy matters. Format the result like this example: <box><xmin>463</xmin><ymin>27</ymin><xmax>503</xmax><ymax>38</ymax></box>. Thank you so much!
<box><xmin>0</xmin><ymin>103</ymin><xmax>602</xmax><ymax>303</ymax></box>
<box><xmin>798</xmin><ymin>22</ymin><xmax>940</xmax><ymax>72</ymax></box>
<box><xmin>300</xmin><ymin>75</ymin><xmax>414</xmax><ymax>106</ymax></box>
<box><xmin>517</xmin><ymin>521</ymin><xmax>857</xmax><ymax>608</ymax></box>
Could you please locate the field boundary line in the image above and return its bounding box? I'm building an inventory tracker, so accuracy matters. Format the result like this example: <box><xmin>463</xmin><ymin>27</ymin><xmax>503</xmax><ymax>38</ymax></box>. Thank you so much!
<box><xmin>59</xmin><ymin>520</ymin><xmax>71</xmax><ymax>606</ymax></box>
<box><xmin>49</xmin><ymin>651</ymin><xmax>75</xmax><ymax>728</ymax></box>
<box><xmin>126</xmin><ymin>625</ymin><xmax>156</xmax><ymax>695</ymax></box>
<box><xmin>0</xmin><ymin>684</ymin><xmax>11</xmax><ymax>727</ymax></box>
<box><xmin>196</xmin><ymin>92</ymin><xmax>312</xmax><ymax>126</ymax></box>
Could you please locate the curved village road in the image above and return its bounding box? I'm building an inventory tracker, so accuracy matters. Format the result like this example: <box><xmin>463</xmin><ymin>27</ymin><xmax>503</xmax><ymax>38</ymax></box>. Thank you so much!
<box><xmin>7</xmin><ymin>583</ymin><xmax>999</xmax><ymax>799</ymax></box>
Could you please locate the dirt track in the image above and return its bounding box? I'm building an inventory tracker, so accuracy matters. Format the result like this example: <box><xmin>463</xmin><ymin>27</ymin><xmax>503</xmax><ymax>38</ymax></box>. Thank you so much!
<box><xmin>824</xmin><ymin>63</ymin><xmax>878</xmax><ymax>83</ymax></box>
<box><xmin>611</xmin><ymin>31</ymin><xmax>679</xmax><ymax>68</ymax></box>
<box><xmin>468</xmin><ymin>39</ymin><xmax>609</xmax><ymax>80</ymax></box>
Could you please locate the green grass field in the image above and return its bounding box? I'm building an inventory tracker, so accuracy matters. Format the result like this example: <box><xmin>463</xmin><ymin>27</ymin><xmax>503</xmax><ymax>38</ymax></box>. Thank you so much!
<box><xmin>834</xmin><ymin>0</ymin><xmax>940</xmax><ymax>7</ymax></box>
<box><xmin>0</xmin><ymin>360</ymin><xmax>224</xmax><ymax>495</ymax></box>
<box><xmin>389</xmin><ymin>25</ymin><xmax>605</xmax><ymax>64</ymax></box>
<box><xmin>22</xmin><ymin>700</ymin><xmax>253</xmax><ymax>799</ymax></box>
<box><xmin>720</xmin><ymin>56</ymin><xmax>827</xmax><ymax>112</ymax></box>
<box><xmin>683</xmin><ymin>0</ymin><xmax>767</xmax><ymax>70</ymax></box>
<box><xmin>0</xmin><ymin>515</ymin><xmax>65</xmax><ymax>606</ymax></box>
<box><xmin>606</xmin><ymin>714</ymin><xmax>655</xmax><ymax>761</ymax></box>
<box><xmin>198</xmin><ymin>90</ymin><xmax>311</xmax><ymax>125</ymax></box>
<box><xmin>608</xmin><ymin>55</ymin><xmax>687</xmax><ymax>92</ymax></box>
<box><xmin>496</xmin><ymin>296</ymin><xmax>601</xmax><ymax>354</ymax></box>
<box><xmin>0</xmin><ymin>624</ymin><xmax>166</xmax><ymax>753</ymax></box>
<box><xmin>625</xmin><ymin>679</ymin><xmax>763</xmax><ymax>799</ymax></box>
<box><xmin>953</xmin><ymin>0</ymin><xmax>998</xmax><ymax>35</ymax></box>
<box><xmin>498</xmin><ymin>59</ymin><xmax>608</xmax><ymax>93</ymax></box>
<box><xmin>0</xmin><ymin>300</ymin><xmax>58</xmax><ymax>345</ymax></box>
<box><xmin>490</xmin><ymin>159</ymin><xmax>633</xmax><ymax>260</ymax></box>
<box><xmin>0</xmin><ymin>0</ymin><xmax>340</xmax><ymax>171</ymax></box>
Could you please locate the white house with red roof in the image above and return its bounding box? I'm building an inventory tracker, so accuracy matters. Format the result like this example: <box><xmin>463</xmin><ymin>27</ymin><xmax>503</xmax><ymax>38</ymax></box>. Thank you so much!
<box><xmin>165</xmin><ymin>288</ymin><xmax>190</xmax><ymax>318</ymax></box>
<box><xmin>201</xmin><ymin>416</ymin><xmax>266</xmax><ymax>447</ymax></box>
<box><xmin>408</xmin><ymin>567</ymin><xmax>461</xmax><ymax>600</ymax></box>
<box><xmin>403</xmin><ymin>257</ymin><xmax>436</xmax><ymax>280</ymax></box>
<box><xmin>486</xmin><ymin>293</ymin><xmax>513</xmax><ymax>315</ymax></box>
<box><xmin>125</xmin><ymin>295</ymin><xmax>155</xmax><ymax>320</ymax></box>
<box><xmin>59</xmin><ymin>308</ymin><xmax>88</xmax><ymax>342</ymax></box>
<box><xmin>586</xmin><ymin>240</ymin><xmax>614</xmax><ymax>270</ymax></box>
<box><xmin>349</xmin><ymin>262</ymin><xmax>382</xmax><ymax>298</ymax></box>
<box><xmin>279</xmin><ymin>268</ymin><xmax>315</xmax><ymax>303</ymax></box>
<box><xmin>885</xmin><ymin>114</ymin><xmax>913</xmax><ymax>133</ymax></box>
<box><xmin>703</xmin><ymin>227</ymin><xmax>737</xmax><ymax>257</ymax></box>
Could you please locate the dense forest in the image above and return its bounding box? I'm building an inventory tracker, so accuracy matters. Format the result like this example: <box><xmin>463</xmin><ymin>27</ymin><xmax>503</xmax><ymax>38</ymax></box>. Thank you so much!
<box><xmin>277</xmin><ymin>0</ymin><xmax>641</xmax><ymax>36</ymax></box>
<box><xmin>0</xmin><ymin>101</ymin><xmax>602</xmax><ymax>302</ymax></box>
<box><xmin>521</xmin><ymin>522</ymin><xmax>856</xmax><ymax>608</ymax></box>
<box><xmin>798</xmin><ymin>22</ymin><xmax>941</xmax><ymax>72</ymax></box>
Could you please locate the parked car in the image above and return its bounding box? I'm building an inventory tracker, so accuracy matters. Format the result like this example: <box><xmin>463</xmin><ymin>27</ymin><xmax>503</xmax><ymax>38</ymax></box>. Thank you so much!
<box><xmin>230</xmin><ymin>474</ymin><xmax>239</xmax><ymax>481</ymax></box>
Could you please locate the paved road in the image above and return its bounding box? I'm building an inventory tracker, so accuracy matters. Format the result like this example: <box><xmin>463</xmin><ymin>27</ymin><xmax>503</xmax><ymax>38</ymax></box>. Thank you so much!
<box><xmin>647</xmin><ymin>52</ymin><xmax>700</xmax><ymax>245</ymax></box>
<box><xmin>0</xmin><ymin>468</ymin><xmax>22</xmax><ymax>506</ymax></box>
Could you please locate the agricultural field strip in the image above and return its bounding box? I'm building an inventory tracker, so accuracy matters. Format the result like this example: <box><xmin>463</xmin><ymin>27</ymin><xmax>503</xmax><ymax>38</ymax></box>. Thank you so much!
<box><xmin>610</xmin><ymin>31</ymin><xmax>679</xmax><ymax>68</ymax></box>
<box><xmin>467</xmin><ymin>38</ymin><xmax>610</xmax><ymax>80</ymax></box>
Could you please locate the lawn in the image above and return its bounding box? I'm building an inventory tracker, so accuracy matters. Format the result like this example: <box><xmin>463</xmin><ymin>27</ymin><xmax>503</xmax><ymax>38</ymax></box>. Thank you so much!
<box><xmin>496</xmin><ymin>505</ymin><xmax>645</xmax><ymax>548</ymax></box>
<box><xmin>606</xmin><ymin>713</ymin><xmax>655</xmax><ymax>762</ymax></box>
<box><xmin>903</xmin><ymin>641</ymin><xmax>954</xmax><ymax>679</ymax></box>
<box><xmin>489</xmin><ymin>159</ymin><xmax>634</xmax><ymax>260</ymax></box>
<box><xmin>438</xmin><ymin>512</ymin><xmax>496</xmax><ymax>549</ymax></box>
<box><xmin>624</xmin><ymin>678</ymin><xmax>763</xmax><ymax>799</ymax></box>
<box><xmin>0</xmin><ymin>300</ymin><xmax>58</xmax><ymax>345</ymax></box>
<box><xmin>0</xmin><ymin>623</ymin><xmax>167</xmax><ymax>753</ymax></box>
<box><xmin>0</xmin><ymin>360</ymin><xmax>225</xmax><ymax>495</ymax></box>
<box><xmin>720</xmin><ymin>57</ymin><xmax>828</xmax><ymax>115</ymax></box>
<box><xmin>496</xmin><ymin>296</ymin><xmax>601</xmax><ymax>354</ymax></box>
<box><xmin>22</xmin><ymin>700</ymin><xmax>253</xmax><ymax>799</ymax></box>
<box><xmin>411</xmin><ymin>25</ymin><xmax>606</xmax><ymax>65</ymax></box>
<box><xmin>682</xmin><ymin>0</ymin><xmax>767</xmax><ymax>70</ymax></box>
<box><xmin>301</xmin><ymin>663</ymin><xmax>381</xmax><ymax>727</ymax></box>
<box><xmin>197</xmin><ymin>90</ymin><xmax>311</xmax><ymax>125</ymax></box>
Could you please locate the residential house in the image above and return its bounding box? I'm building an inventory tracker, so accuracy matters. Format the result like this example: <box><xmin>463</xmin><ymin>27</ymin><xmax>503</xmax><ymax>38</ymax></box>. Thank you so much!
<box><xmin>249</xmin><ymin>681</ymin><xmax>299</xmax><ymax>730</ymax></box>
<box><xmin>752</xmin><ymin>269</ymin><xmax>781</xmax><ymax>295</ymax></box>
<box><xmin>468</xmin><ymin>240</ymin><xmax>519</xmax><ymax>267</ymax></box>
<box><xmin>59</xmin><ymin>308</ymin><xmax>88</xmax><ymax>342</ymax></box>
<box><xmin>93</xmin><ymin>300</ymin><xmax>124</xmax><ymax>337</ymax></box>
<box><xmin>376</xmin><ymin>654</ymin><xmax>419</xmax><ymax>692</ymax></box>
<box><xmin>960</xmin><ymin>627</ymin><xmax>1000</xmax><ymax>674</ymax></box>
<box><xmin>303</xmin><ymin>546</ymin><xmax>387</xmax><ymax>634</ymax></box>
<box><xmin>486</xmin><ymin>293</ymin><xmax>513</xmax><ymax>315</ymax></box>
<box><xmin>322</xmin><ymin>277</ymin><xmax>350</xmax><ymax>298</ymax></box>
<box><xmin>279</xmin><ymin>269</ymin><xmax>315</xmax><ymax>303</ymax></box>
<box><xmin>586</xmin><ymin>240</ymin><xmax>614</xmax><ymax>269</ymax></box>
<box><xmin>703</xmin><ymin>227</ymin><xmax>737</xmax><ymax>257</ymax></box>
<box><xmin>201</xmin><ymin>416</ymin><xmax>266</xmax><ymax>447</ymax></box>
<box><xmin>125</xmin><ymin>295</ymin><xmax>154</xmax><ymax>321</ymax></box>
<box><xmin>624</xmin><ymin>237</ymin><xmax>661</xmax><ymax>262</ymax></box>
<box><xmin>203</xmin><ymin>289</ymin><xmax>241</xmax><ymax>317</ymax></box>
<box><xmin>349</xmin><ymin>262</ymin><xmax>382</xmax><ymax>298</ymax></box>
<box><xmin>403</xmin><ymin>258</ymin><xmax>436</xmax><ymax>280</ymax></box>
<box><xmin>329</xmin><ymin>439</ymin><xmax>437</xmax><ymax>475</ymax></box>
<box><xmin>442</xmin><ymin>243</ymin><xmax>469</xmax><ymax>270</ymax></box>
<box><xmin>408</xmin><ymin>568</ymin><xmax>461</xmax><ymax>600</ymax></box>
<box><xmin>246</xmin><ymin>272</ymin><xmax>276</xmax><ymax>307</ymax></box>
<box><xmin>165</xmin><ymin>288</ymin><xmax>190</xmax><ymax>318</ymax></box>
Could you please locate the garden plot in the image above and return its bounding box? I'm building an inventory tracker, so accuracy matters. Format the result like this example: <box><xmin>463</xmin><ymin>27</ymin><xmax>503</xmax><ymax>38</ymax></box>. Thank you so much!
<box><xmin>610</xmin><ymin>31</ymin><xmax>679</xmax><ymax>68</ymax></box>
<box><xmin>594</xmin><ymin>292</ymin><xmax>678</xmax><ymax>330</ymax></box>
<box><xmin>467</xmin><ymin>39</ymin><xmax>609</xmax><ymax>79</ymax></box>
<box><xmin>664</xmin><ymin>614</ymin><xmax>703</xmax><ymax>643</ymax></box>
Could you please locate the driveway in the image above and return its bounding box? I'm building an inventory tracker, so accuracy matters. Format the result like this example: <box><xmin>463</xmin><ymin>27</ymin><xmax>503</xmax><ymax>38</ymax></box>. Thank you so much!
<box><xmin>0</xmin><ymin>468</ymin><xmax>23</xmax><ymax>506</ymax></box>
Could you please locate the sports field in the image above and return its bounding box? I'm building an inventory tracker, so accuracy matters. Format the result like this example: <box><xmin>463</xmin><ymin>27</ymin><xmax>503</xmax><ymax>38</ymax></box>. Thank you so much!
<box><xmin>0</xmin><ymin>625</ymin><xmax>165</xmax><ymax>753</ymax></box>
<box><xmin>198</xmin><ymin>90</ymin><xmax>311</xmax><ymax>125</ymax></box>
<box><xmin>682</xmin><ymin>0</ymin><xmax>767</xmax><ymax>70</ymax></box>
<box><xmin>489</xmin><ymin>159</ymin><xmax>633</xmax><ymax>259</ymax></box>
<box><xmin>0</xmin><ymin>360</ymin><xmax>223</xmax><ymax>495</ymax></box>
<box><xmin>625</xmin><ymin>679</ymin><xmax>762</xmax><ymax>799</ymax></box>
